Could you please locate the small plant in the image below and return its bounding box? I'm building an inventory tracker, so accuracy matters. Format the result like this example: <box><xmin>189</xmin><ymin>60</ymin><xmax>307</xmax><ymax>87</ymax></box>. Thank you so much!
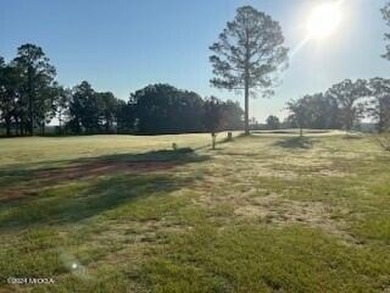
<box><xmin>172</xmin><ymin>142</ymin><xmax>178</xmax><ymax>150</ymax></box>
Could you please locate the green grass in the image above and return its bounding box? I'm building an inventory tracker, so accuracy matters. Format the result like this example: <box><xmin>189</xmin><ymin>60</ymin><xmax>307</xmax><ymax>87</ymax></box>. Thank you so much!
<box><xmin>0</xmin><ymin>132</ymin><xmax>389</xmax><ymax>292</ymax></box>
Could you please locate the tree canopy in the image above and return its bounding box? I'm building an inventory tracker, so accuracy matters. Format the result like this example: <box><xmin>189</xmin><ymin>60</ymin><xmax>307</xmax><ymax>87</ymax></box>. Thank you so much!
<box><xmin>382</xmin><ymin>2</ymin><xmax>390</xmax><ymax>60</ymax></box>
<box><xmin>286</xmin><ymin>78</ymin><xmax>390</xmax><ymax>134</ymax></box>
<box><xmin>130</xmin><ymin>84</ymin><xmax>204</xmax><ymax>134</ymax></box>
<box><xmin>367</xmin><ymin>77</ymin><xmax>390</xmax><ymax>133</ymax></box>
<box><xmin>209</xmin><ymin>5</ymin><xmax>288</xmax><ymax>135</ymax></box>
<box><xmin>266</xmin><ymin>115</ymin><xmax>281</xmax><ymax>130</ymax></box>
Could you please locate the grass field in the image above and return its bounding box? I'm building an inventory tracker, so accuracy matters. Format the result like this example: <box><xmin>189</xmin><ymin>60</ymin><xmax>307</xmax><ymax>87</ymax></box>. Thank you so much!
<box><xmin>0</xmin><ymin>131</ymin><xmax>389</xmax><ymax>292</ymax></box>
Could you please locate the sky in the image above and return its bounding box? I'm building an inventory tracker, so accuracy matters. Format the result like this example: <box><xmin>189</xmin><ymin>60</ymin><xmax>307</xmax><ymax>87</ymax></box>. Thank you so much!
<box><xmin>0</xmin><ymin>0</ymin><xmax>388</xmax><ymax>122</ymax></box>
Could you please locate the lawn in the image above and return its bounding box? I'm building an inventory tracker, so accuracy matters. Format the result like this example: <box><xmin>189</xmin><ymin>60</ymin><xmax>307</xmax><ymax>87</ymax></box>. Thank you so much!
<box><xmin>0</xmin><ymin>131</ymin><xmax>389</xmax><ymax>292</ymax></box>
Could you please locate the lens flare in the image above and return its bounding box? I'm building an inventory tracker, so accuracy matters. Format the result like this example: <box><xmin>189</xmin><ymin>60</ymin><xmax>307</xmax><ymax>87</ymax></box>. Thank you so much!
<box><xmin>307</xmin><ymin>2</ymin><xmax>341</xmax><ymax>39</ymax></box>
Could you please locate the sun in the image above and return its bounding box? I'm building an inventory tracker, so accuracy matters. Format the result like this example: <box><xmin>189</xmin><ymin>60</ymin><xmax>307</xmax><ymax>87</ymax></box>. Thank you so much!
<box><xmin>307</xmin><ymin>2</ymin><xmax>341</xmax><ymax>39</ymax></box>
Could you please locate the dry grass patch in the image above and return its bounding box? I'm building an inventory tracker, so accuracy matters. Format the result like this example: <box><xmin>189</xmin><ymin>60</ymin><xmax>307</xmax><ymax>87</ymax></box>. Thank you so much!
<box><xmin>237</xmin><ymin>196</ymin><xmax>359</xmax><ymax>241</ymax></box>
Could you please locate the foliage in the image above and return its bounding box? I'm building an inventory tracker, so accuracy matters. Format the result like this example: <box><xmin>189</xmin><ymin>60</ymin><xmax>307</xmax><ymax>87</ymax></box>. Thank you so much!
<box><xmin>286</xmin><ymin>78</ymin><xmax>390</xmax><ymax>134</ymax></box>
<box><xmin>0</xmin><ymin>44</ymin><xmax>58</xmax><ymax>136</ymax></box>
<box><xmin>367</xmin><ymin>77</ymin><xmax>390</xmax><ymax>133</ymax></box>
<box><xmin>326</xmin><ymin>79</ymin><xmax>369</xmax><ymax>131</ymax></box>
<box><xmin>130</xmin><ymin>84</ymin><xmax>204</xmax><ymax>134</ymax></box>
<box><xmin>0</xmin><ymin>58</ymin><xmax>21</xmax><ymax>136</ymax></box>
<box><xmin>1</xmin><ymin>45</ymin><xmax>245</xmax><ymax>137</ymax></box>
<box><xmin>287</xmin><ymin>97</ymin><xmax>310</xmax><ymax>136</ymax></box>
<box><xmin>66</xmin><ymin>81</ymin><xmax>120</xmax><ymax>134</ymax></box>
<box><xmin>266</xmin><ymin>115</ymin><xmax>281</xmax><ymax>130</ymax></box>
<box><xmin>222</xmin><ymin>100</ymin><xmax>244</xmax><ymax>130</ymax></box>
<box><xmin>13</xmin><ymin>43</ymin><xmax>57</xmax><ymax>135</ymax></box>
<box><xmin>116</xmin><ymin>99</ymin><xmax>134</xmax><ymax>134</ymax></box>
<box><xmin>381</xmin><ymin>1</ymin><xmax>390</xmax><ymax>60</ymax></box>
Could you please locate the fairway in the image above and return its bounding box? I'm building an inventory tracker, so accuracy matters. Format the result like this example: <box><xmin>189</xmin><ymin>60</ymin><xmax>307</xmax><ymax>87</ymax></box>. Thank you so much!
<box><xmin>1</xmin><ymin>132</ymin><xmax>390</xmax><ymax>292</ymax></box>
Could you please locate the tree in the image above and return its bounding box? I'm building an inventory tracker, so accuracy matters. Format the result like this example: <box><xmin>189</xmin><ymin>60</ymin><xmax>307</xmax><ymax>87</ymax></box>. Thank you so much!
<box><xmin>288</xmin><ymin>93</ymin><xmax>342</xmax><ymax>130</ymax></box>
<box><xmin>95</xmin><ymin>91</ymin><xmax>118</xmax><ymax>133</ymax></box>
<box><xmin>367</xmin><ymin>77</ymin><xmax>390</xmax><ymax>133</ymax></box>
<box><xmin>0</xmin><ymin>57</ymin><xmax>13</xmax><ymax>136</ymax></box>
<box><xmin>130</xmin><ymin>84</ymin><xmax>204</xmax><ymax>134</ymax></box>
<box><xmin>175</xmin><ymin>91</ymin><xmax>204</xmax><ymax>133</ymax></box>
<box><xmin>382</xmin><ymin>2</ymin><xmax>390</xmax><ymax>60</ymax></box>
<box><xmin>304</xmin><ymin>93</ymin><xmax>341</xmax><ymax>130</ymax></box>
<box><xmin>35</xmin><ymin>81</ymin><xmax>62</xmax><ymax>135</ymax></box>
<box><xmin>67</xmin><ymin>81</ymin><xmax>96</xmax><ymax>134</ymax></box>
<box><xmin>221</xmin><ymin>100</ymin><xmax>244</xmax><ymax>130</ymax></box>
<box><xmin>13</xmin><ymin>43</ymin><xmax>56</xmax><ymax>135</ymax></box>
<box><xmin>117</xmin><ymin>99</ymin><xmax>135</xmax><ymax>133</ymax></box>
<box><xmin>67</xmin><ymin>82</ymin><xmax>123</xmax><ymax>135</ymax></box>
<box><xmin>131</xmin><ymin>84</ymin><xmax>175</xmax><ymax>134</ymax></box>
<box><xmin>326</xmin><ymin>79</ymin><xmax>369</xmax><ymax>131</ymax></box>
<box><xmin>53</xmin><ymin>86</ymin><xmax>71</xmax><ymax>134</ymax></box>
<box><xmin>209</xmin><ymin>5</ymin><xmax>288</xmax><ymax>135</ymax></box>
<box><xmin>266</xmin><ymin>115</ymin><xmax>280</xmax><ymax>130</ymax></box>
<box><xmin>0</xmin><ymin>58</ymin><xmax>23</xmax><ymax>136</ymax></box>
<box><xmin>287</xmin><ymin>97</ymin><xmax>311</xmax><ymax>137</ymax></box>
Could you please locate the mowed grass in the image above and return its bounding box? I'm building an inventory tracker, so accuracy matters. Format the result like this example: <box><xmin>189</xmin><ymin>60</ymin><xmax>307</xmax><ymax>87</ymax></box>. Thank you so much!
<box><xmin>0</xmin><ymin>131</ymin><xmax>389</xmax><ymax>292</ymax></box>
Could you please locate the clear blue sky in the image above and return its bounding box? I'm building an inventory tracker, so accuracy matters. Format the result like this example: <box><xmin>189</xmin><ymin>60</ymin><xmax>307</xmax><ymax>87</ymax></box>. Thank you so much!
<box><xmin>0</xmin><ymin>0</ymin><xmax>388</xmax><ymax>122</ymax></box>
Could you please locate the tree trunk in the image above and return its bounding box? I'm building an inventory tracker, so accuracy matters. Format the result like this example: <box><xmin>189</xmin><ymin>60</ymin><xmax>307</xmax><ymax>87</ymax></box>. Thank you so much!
<box><xmin>5</xmin><ymin>116</ymin><xmax>11</xmax><ymax>136</ymax></box>
<box><xmin>244</xmin><ymin>81</ymin><xmax>249</xmax><ymax>135</ymax></box>
<box><xmin>29</xmin><ymin>97</ymin><xmax>33</xmax><ymax>135</ymax></box>
<box><xmin>6</xmin><ymin>124</ymin><xmax>11</xmax><ymax>137</ymax></box>
<box><xmin>15</xmin><ymin>118</ymin><xmax>19</xmax><ymax>136</ymax></box>
<box><xmin>212</xmin><ymin>133</ymin><xmax>216</xmax><ymax>150</ymax></box>
<box><xmin>59</xmin><ymin>111</ymin><xmax>62</xmax><ymax>134</ymax></box>
<box><xmin>20</xmin><ymin>119</ymin><xmax>24</xmax><ymax>136</ymax></box>
<box><xmin>28</xmin><ymin>65</ymin><xmax>34</xmax><ymax>136</ymax></box>
<box><xmin>20</xmin><ymin>118</ymin><xmax>25</xmax><ymax>136</ymax></box>
<box><xmin>244</xmin><ymin>29</ymin><xmax>250</xmax><ymax>136</ymax></box>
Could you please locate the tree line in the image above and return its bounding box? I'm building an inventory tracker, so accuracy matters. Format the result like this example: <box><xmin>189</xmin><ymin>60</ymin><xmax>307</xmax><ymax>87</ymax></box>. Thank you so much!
<box><xmin>1</xmin><ymin>6</ymin><xmax>286</xmax><ymax>138</ymax></box>
<box><xmin>0</xmin><ymin>44</ymin><xmax>244</xmax><ymax>137</ymax></box>
<box><xmin>286</xmin><ymin>78</ymin><xmax>390</xmax><ymax>135</ymax></box>
<box><xmin>2</xmin><ymin>3</ymin><xmax>390</xmax><ymax>138</ymax></box>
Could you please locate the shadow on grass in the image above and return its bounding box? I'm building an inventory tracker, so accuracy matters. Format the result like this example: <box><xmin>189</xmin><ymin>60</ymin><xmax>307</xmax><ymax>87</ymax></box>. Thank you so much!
<box><xmin>272</xmin><ymin>137</ymin><xmax>313</xmax><ymax>149</ymax></box>
<box><xmin>343</xmin><ymin>134</ymin><xmax>363</xmax><ymax>140</ymax></box>
<box><xmin>0</xmin><ymin>172</ymin><xmax>196</xmax><ymax>230</ymax></box>
<box><xmin>193</xmin><ymin>133</ymin><xmax>241</xmax><ymax>151</ymax></box>
<box><xmin>0</xmin><ymin>148</ymin><xmax>209</xmax><ymax>204</ymax></box>
<box><xmin>0</xmin><ymin>148</ymin><xmax>208</xmax><ymax>230</ymax></box>
<box><xmin>251</xmin><ymin>130</ymin><xmax>330</xmax><ymax>135</ymax></box>
<box><xmin>229</xmin><ymin>133</ymin><xmax>272</xmax><ymax>140</ymax></box>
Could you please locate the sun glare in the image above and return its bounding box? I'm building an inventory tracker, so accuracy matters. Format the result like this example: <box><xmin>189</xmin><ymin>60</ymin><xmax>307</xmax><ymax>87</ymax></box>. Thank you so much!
<box><xmin>307</xmin><ymin>2</ymin><xmax>341</xmax><ymax>39</ymax></box>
